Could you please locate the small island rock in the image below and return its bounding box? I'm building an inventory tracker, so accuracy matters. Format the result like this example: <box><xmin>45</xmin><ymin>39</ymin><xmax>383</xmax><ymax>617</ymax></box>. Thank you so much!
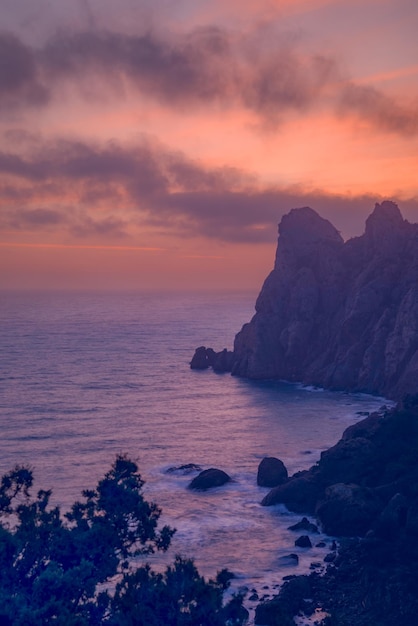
<box><xmin>295</xmin><ymin>535</ymin><xmax>312</xmax><ymax>548</ymax></box>
<box><xmin>190</xmin><ymin>347</ymin><xmax>210</xmax><ymax>369</ymax></box>
<box><xmin>288</xmin><ymin>517</ymin><xmax>319</xmax><ymax>533</ymax></box>
<box><xmin>188</xmin><ymin>468</ymin><xmax>231</xmax><ymax>491</ymax></box>
<box><xmin>257</xmin><ymin>457</ymin><xmax>288</xmax><ymax>488</ymax></box>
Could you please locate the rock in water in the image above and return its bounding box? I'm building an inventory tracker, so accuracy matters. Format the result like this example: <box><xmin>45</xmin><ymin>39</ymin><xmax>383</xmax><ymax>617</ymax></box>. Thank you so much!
<box><xmin>288</xmin><ymin>517</ymin><xmax>319</xmax><ymax>533</ymax></box>
<box><xmin>232</xmin><ymin>201</ymin><xmax>418</xmax><ymax>399</ymax></box>
<box><xmin>294</xmin><ymin>535</ymin><xmax>312</xmax><ymax>548</ymax></box>
<box><xmin>188</xmin><ymin>468</ymin><xmax>231</xmax><ymax>490</ymax></box>
<box><xmin>190</xmin><ymin>346</ymin><xmax>234</xmax><ymax>372</ymax></box>
<box><xmin>190</xmin><ymin>346</ymin><xmax>210</xmax><ymax>369</ymax></box>
<box><xmin>257</xmin><ymin>457</ymin><xmax>288</xmax><ymax>487</ymax></box>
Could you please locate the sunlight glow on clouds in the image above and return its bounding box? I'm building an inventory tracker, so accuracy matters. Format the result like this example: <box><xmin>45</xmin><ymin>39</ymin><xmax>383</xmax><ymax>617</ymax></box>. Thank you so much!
<box><xmin>1</xmin><ymin>0</ymin><xmax>417</xmax><ymax>290</ymax></box>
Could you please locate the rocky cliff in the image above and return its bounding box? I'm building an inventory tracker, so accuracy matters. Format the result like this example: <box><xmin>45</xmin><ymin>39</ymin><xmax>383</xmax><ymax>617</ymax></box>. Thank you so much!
<box><xmin>232</xmin><ymin>201</ymin><xmax>418</xmax><ymax>399</ymax></box>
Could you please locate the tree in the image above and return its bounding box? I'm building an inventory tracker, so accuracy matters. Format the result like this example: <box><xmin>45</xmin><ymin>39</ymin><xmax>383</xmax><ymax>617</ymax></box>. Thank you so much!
<box><xmin>0</xmin><ymin>456</ymin><xmax>246</xmax><ymax>626</ymax></box>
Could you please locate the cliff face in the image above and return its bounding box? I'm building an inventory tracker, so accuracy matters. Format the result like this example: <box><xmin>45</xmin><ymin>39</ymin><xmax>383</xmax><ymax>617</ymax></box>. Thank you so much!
<box><xmin>232</xmin><ymin>202</ymin><xmax>418</xmax><ymax>399</ymax></box>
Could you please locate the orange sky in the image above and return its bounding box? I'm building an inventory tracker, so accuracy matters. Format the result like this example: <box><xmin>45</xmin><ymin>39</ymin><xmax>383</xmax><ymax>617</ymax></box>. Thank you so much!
<box><xmin>1</xmin><ymin>0</ymin><xmax>417</xmax><ymax>291</ymax></box>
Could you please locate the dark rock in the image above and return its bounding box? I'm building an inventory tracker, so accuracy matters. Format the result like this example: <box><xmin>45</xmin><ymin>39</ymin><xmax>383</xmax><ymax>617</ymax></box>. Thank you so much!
<box><xmin>223</xmin><ymin>597</ymin><xmax>249</xmax><ymax>625</ymax></box>
<box><xmin>288</xmin><ymin>516</ymin><xmax>319</xmax><ymax>533</ymax></box>
<box><xmin>316</xmin><ymin>541</ymin><xmax>326</xmax><ymax>548</ymax></box>
<box><xmin>315</xmin><ymin>483</ymin><xmax>382</xmax><ymax>536</ymax></box>
<box><xmin>190</xmin><ymin>346</ymin><xmax>234</xmax><ymax>372</ymax></box>
<box><xmin>190</xmin><ymin>346</ymin><xmax>210</xmax><ymax>369</ymax></box>
<box><xmin>261</xmin><ymin>472</ymin><xmax>322</xmax><ymax>513</ymax></box>
<box><xmin>295</xmin><ymin>535</ymin><xmax>312</xmax><ymax>548</ymax></box>
<box><xmin>231</xmin><ymin>201</ymin><xmax>418</xmax><ymax>400</ymax></box>
<box><xmin>406</xmin><ymin>501</ymin><xmax>418</xmax><ymax>537</ymax></box>
<box><xmin>212</xmin><ymin>348</ymin><xmax>234</xmax><ymax>372</ymax></box>
<box><xmin>279</xmin><ymin>553</ymin><xmax>299</xmax><ymax>566</ymax></box>
<box><xmin>251</xmin><ymin>402</ymin><xmax>418</xmax><ymax>626</ymax></box>
<box><xmin>373</xmin><ymin>493</ymin><xmax>408</xmax><ymax>538</ymax></box>
<box><xmin>342</xmin><ymin>412</ymin><xmax>382</xmax><ymax>441</ymax></box>
<box><xmin>318</xmin><ymin>436</ymin><xmax>377</xmax><ymax>485</ymax></box>
<box><xmin>188</xmin><ymin>468</ymin><xmax>231</xmax><ymax>491</ymax></box>
<box><xmin>257</xmin><ymin>456</ymin><xmax>288</xmax><ymax>487</ymax></box>
<box><xmin>255</xmin><ymin>576</ymin><xmax>312</xmax><ymax>625</ymax></box>
<box><xmin>166</xmin><ymin>463</ymin><xmax>202</xmax><ymax>474</ymax></box>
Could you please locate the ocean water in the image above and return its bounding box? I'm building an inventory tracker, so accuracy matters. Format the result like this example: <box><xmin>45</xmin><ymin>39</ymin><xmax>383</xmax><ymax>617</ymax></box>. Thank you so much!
<box><xmin>0</xmin><ymin>291</ymin><xmax>389</xmax><ymax>615</ymax></box>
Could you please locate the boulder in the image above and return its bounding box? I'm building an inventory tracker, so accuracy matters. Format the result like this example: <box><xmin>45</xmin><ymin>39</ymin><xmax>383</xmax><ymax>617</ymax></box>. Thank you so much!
<box><xmin>279</xmin><ymin>553</ymin><xmax>299</xmax><ymax>566</ymax></box>
<box><xmin>373</xmin><ymin>493</ymin><xmax>408</xmax><ymax>538</ymax></box>
<box><xmin>288</xmin><ymin>517</ymin><xmax>319</xmax><ymax>533</ymax></box>
<box><xmin>188</xmin><ymin>468</ymin><xmax>231</xmax><ymax>491</ymax></box>
<box><xmin>257</xmin><ymin>457</ymin><xmax>288</xmax><ymax>488</ymax></box>
<box><xmin>318</xmin><ymin>437</ymin><xmax>377</xmax><ymax>485</ymax></box>
<box><xmin>315</xmin><ymin>483</ymin><xmax>382</xmax><ymax>536</ymax></box>
<box><xmin>166</xmin><ymin>463</ymin><xmax>202</xmax><ymax>475</ymax></box>
<box><xmin>295</xmin><ymin>535</ymin><xmax>312</xmax><ymax>548</ymax></box>
<box><xmin>255</xmin><ymin>576</ymin><xmax>312</xmax><ymax>625</ymax></box>
<box><xmin>342</xmin><ymin>412</ymin><xmax>382</xmax><ymax>441</ymax></box>
<box><xmin>261</xmin><ymin>472</ymin><xmax>322</xmax><ymax>514</ymax></box>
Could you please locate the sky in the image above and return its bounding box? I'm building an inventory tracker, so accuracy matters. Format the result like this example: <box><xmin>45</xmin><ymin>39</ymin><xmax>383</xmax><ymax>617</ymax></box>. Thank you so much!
<box><xmin>1</xmin><ymin>0</ymin><xmax>418</xmax><ymax>291</ymax></box>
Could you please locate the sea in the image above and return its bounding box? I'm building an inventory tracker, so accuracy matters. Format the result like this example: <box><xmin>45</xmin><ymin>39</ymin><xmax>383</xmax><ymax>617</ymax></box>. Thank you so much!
<box><xmin>0</xmin><ymin>291</ymin><xmax>390</xmax><ymax>620</ymax></box>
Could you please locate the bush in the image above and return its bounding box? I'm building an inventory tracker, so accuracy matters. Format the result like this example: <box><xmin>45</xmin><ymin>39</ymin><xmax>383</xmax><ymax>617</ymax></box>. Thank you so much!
<box><xmin>0</xmin><ymin>456</ymin><xmax>245</xmax><ymax>625</ymax></box>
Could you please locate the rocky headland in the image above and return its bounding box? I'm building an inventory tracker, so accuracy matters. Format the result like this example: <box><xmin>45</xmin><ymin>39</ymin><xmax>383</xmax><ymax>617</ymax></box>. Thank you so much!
<box><xmin>254</xmin><ymin>395</ymin><xmax>418</xmax><ymax>625</ymax></box>
<box><xmin>190</xmin><ymin>201</ymin><xmax>418</xmax><ymax>624</ymax></box>
<box><xmin>192</xmin><ymin>201</ymin><xmax>418</xmax><ymax>400</ymax></box>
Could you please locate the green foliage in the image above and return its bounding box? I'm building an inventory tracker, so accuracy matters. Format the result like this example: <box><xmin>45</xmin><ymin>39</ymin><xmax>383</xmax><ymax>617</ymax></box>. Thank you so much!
<box><xmin>0</xmin><ymin>455</ymin><xmax>246</xmax><ymax>626</ymax></box>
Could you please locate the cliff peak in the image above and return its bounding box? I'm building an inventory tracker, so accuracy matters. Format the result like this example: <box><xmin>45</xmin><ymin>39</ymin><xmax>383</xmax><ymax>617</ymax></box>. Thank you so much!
<box><xmin>279</xmin><ymin>206</ymin><xmax>343</xmax><ymax>245</ymax></box>
<box><xmin>365</xmin><ymin>201</ymin><xmax>406</xmax><ymax>251</ymax></box>
<box><xmin>275</xmin><ymin>206</ymin><xmax>343</xmax><ymax>270</ymax></box>
<box><xmin>231</xmin><ymin>201</ymin><xmax>418</xmax><ymax>399</ymax></box>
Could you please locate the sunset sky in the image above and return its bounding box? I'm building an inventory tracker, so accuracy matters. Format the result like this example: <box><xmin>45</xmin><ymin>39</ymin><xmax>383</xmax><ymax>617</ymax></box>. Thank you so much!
<box><xmin>1</xmin><ymin>0</ymin><xmax>418</xmax><ymax>291</ymax></box>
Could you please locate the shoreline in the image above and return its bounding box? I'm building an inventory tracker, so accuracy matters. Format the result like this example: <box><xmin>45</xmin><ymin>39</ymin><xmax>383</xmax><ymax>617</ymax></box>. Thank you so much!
<box><xmin>252</xmin><ymin>395</ymin><xmax>418</xmax><ymax>625</ymax></box>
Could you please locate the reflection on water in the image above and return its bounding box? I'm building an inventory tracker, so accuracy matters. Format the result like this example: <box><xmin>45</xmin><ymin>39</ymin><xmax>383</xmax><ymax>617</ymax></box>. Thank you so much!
<box><xmin>0</xmin><ymin>291</ymin><xmax>390</xmax><ymax>611</ymax></box>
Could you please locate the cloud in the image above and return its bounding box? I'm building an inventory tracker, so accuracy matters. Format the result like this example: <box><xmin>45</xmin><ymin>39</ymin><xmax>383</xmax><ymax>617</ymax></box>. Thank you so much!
<box><xmin>40</xmin><ymin>26</ymin><xmax>339</xmax><ymax>123</ymax></box>
<box><xmin>0</xmin><ymin>31</ymin><xmax>49</xmax><ymax>111</ymax></box>
<box><xmin>2</xmin><ymin>134</ymin><xmax>417</xmax><ymax>243</ymax></box>
<box><xmin>0</xmin><ymin>203</ymin><xmax>129</xmax><ymax>239</ymax></box>
<box><xmin>1</xmin><ymin>24</ymin><xmax>416</xmax><ymax>135</ymax></box>
<box><xmin>338</xmin><ymin>83</ymin><xmax>418</xmax><ymax>136</ymax></box>
<box><xmin>3</xmin><ymin>207</ymin><xmax>66</xmax><ymax>229</ymax></box>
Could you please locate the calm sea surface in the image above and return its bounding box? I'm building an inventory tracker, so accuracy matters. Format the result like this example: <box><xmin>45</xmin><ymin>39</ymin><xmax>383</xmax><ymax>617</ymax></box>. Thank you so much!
<box><xmin>0</xmin><ymin>291</ymin><xmax>389</xmax><ymax>614</ymax></box>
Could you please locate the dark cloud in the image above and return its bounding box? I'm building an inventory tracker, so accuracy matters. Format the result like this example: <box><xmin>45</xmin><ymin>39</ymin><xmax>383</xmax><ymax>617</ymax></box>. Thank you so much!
<box><xmin>0</xmin><ymin>204</ymin><xmax>128</xmax><ymax>239</ymax></box>
<box><xmin>0</xmin><ymin>31</ymin><xmax>49</xmax><ymax>110</ymax></box>
<box><xmin>338</xmin><ymin>83</ymin><xmax>418</xmax><ymax>136</ymax></box>
<box><xmin>2</xmin><ymin>207</ymin><xmax>66</xmax><ymax>230</ymax></box>
<box><xmin>2</xmin><ymin>135</ymin><xmax>417</xmax><ymax>243</ymax></box>
<box><xmin>0</xmin><ymin>25</ymin><xmax>416</xmax><ymax>135</ymax></box>
<box><xmin>40</xmin><ymin>27</ymin><xmax>342</xmax><ymax>124</ymax></box>
<box><xmin>70</xmin><ymin>214</ymin><xmax>128</xmax><ymax>238</ymax></box>
<box><xmin>42</xmin><ymin>27</ymin><xmax>235</xmax><ymax>105</ymax></box>
<box><xmin>150</xmin><ymin>188</ymin><xmax>406</xmax><ymax>243</ymax></box>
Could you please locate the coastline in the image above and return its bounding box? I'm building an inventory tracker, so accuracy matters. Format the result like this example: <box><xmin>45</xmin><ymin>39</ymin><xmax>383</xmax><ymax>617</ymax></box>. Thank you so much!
<box><xmin>253</xmin><ymin>395</ymin><xmax>418</xmax><ymax>625</ymax></box>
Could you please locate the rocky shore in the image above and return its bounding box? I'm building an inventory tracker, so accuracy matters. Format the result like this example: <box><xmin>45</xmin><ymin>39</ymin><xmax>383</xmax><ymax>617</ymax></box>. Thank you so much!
<box><xmin>190</xmin><ymin>200</ymin><xmax>418</xmax><ymax>624</ymax></box>
<box><xmin>191</xmin><ymin>201</ymin><xmax>418</xmax><ymax>400</ymax></box>
<box><xmin>254</xmin><ymin>395</ymin><xmax>418</xmax><ymax>625</ymax></box>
